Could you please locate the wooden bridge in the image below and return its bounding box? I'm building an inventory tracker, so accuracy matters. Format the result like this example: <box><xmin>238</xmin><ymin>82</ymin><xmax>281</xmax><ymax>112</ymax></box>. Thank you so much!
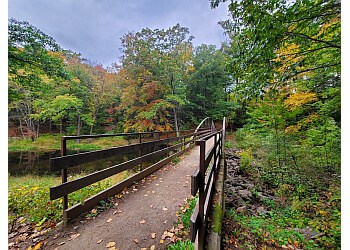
<box><xmin>49</xmin><ymin>117</ymin><xmax>226</xmax><ymax>249</ymax></box>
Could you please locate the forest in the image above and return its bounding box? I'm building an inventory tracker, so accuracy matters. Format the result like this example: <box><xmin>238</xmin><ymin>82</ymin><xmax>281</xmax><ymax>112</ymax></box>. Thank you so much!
<box><xmin>8</xmin><ymin>0</ymin><xmax>340</xmax><ymax>249</ymax></box>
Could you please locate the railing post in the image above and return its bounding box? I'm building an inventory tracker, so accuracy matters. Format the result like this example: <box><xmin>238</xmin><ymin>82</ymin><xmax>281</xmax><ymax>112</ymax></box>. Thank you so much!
<box><xmin>61</xmin><ymin>137</ymin><xmax>68</xmax><ymax>222</ymax></box>
<box><xmin>198</xmin><ymin>140</ymin><xmax>206</xmax><ymax>250</ymax></box>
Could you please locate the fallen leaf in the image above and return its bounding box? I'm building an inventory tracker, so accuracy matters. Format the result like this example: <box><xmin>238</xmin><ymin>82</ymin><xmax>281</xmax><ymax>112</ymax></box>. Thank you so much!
<box><xmin>58</xmin><ymin>242</ymin><xmax>65</xmax><ymax>246</ymax></box>
<box><xmin>69</xmin><ymin>233</ymin><xmax>80</xmax><ymax>241</ymax></box>
<box><xmin>106</xmin><ymin>218</ymin><xmax>113</xmax><ymax>223</ymax></box>
<box><xmin>144</xmin><ymin>194</ymin><xmax>148</xmax><ymax>197</ymax></box>
<box><xmin>160</xmin><ymin>239</ymin><xmax>164</xmax><ymax>244</ymax></box>
<box><xmin>164</xmin><ymin>220</ymin><xmax>167</xmax><ymax>224</ymax></box>
<box><xmin>133</xmin><ymin>238</ymin><xmax>139</xmax><ymax>244</ymax></box>
<box><xmin>106</xmin><ymin>241</ymin><xmax>116</xmax><ymax>248</ymax></box>
<box><xmin>140</xmin><ymin>248</ymin><xmax>147</xmax><ymax>250</ymax></box>
<box><xmin>163</xmin><ymin>207</ymin><xmax>168</xmax><ymax>211</ymax></box>
<box><xmin>151</xmin><ymin>233</ymin><xmax>156</xmax><ymax>239</ymax></box>
<box><xmin>91</xmin><ymin>209</ymin><xmax>97</xmax><ymax>214</ymax></box>
<box><xmin>96</xmin><ymin>239</ymin><xmax>103</xmax><ymax>244</ymax></box>
<box><xmin>139</xmin><ymin>220</ymin><xmax>146</xmax><ymax>224</ymax></box>
<box><xmin>150</xmin><ymin>245</ymin><xmax>156</xmax><ymax>250</ymax></box>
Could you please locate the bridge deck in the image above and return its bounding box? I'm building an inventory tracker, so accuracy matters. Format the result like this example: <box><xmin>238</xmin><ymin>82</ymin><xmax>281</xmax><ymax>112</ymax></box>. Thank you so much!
<box><xmin>46</xmin><ymin>138</ymin><xmax>214</xmax><ymax>250</ymax></box>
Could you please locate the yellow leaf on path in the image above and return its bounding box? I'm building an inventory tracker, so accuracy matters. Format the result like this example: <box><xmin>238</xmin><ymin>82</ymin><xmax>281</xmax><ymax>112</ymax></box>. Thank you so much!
<box><xmin>26</xmin><ymin>242</ymin><xmax>42</xmax><ymax>250</ymax></box>
<box><xmin>106</xmin><ymin>241</ymin><xmax>116</xmax><ymax>248</ymax></box>
<box><xmin>150</xmin><ymin>245</ymin><xmax>156</xmax><ymax>250</ymax></box>
<box><xmin>160</xmin><ymin>239</ymin><xmax>164</xmax><ymax>244</ymax></box>
<box><xmin>96</xmin><ymin>239</ymin><xmax>103</xmax><ymax>244</ymax></box>
<box><xmin>139</xmin><ymin>220</ymin><xmax>146</xmax><ymax>224</ymax></box>
<box><xmin>107</xmin><ymin>218</ymin><xmax>113</xmax><ymax>223</ymax></box>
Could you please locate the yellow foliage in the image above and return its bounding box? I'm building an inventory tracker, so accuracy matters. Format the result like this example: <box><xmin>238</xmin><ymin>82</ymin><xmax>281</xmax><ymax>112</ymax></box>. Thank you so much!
<box><xmin>284</xmin><ymin>92</ymin><xmax>317</xmax><ymax>110</ymax></box>
<box><xmin>285</xmin><ymin>124</ymin><xmax>301</xmax><ymax>134</ymax></box>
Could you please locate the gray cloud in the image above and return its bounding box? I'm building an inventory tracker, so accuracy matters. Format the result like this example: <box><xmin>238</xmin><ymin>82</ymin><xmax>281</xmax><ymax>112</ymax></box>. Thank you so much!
<box><xmin>8</xmin><ymin>0</ymin><xmax>229</xmax><ymax>66</ymax></box>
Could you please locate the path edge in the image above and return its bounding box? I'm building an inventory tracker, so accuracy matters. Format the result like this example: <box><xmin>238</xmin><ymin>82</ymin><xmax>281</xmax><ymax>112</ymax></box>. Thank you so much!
<box><xmin>206</xmin><ymin>157</ymin><xmax>226</xmax><ymax>250</ymax></box>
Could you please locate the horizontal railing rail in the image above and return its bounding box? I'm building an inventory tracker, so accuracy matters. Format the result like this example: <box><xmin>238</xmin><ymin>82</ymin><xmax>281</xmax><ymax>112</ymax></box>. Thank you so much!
<box><xmin>49</xmin><ymin>127</ymin><xmax>212</xmax><ymax>222</ymax></box>
<box><xmin>190</xmin><ymin>118</ymin><xmax>225</xmax><ymax>249</ymax></box>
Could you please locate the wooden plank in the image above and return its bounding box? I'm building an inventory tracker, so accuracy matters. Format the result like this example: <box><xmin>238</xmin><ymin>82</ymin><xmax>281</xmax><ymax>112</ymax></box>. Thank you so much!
<box><xmin>204</xmin><ymin>143</ymin><xmax>216</xmax><ymax>171</ymax></box>
<box><xmin>190</xmin><ymin>200</ymin><xmax>199</xmax><ymax>242</ymax></box>
<box><xmin>204</xmin><ymin>162</ymin><xmax>215</xmax><ymax>199</ymax></box>
<box><xmin>65</xmin><ymin>146</ymin><xmax>187</xmax><ymax>220</ymax></box>
<box><xmin>195</xmin><ymin>131</ymin><xmax>220</xmax><ymax>145</ymax></box>
<box><xmin>50</xmin><ymin>136</ymin><xmax>183</xmax><ymax>171</ymax></box>
<box><xmin>191</xmin><ymin>168</ymin><xmax>200</xmax><ymax>196</ymax></box>
<box><xmin>50</xmin><ymin>143</ymin><xmax>182</xmax><ymax>200</ymax></box>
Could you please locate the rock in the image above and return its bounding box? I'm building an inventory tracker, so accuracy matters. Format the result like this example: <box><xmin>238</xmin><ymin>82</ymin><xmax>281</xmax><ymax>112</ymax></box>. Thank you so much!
<box><xmin>294</xmin><ymin>227</ymin><xmax>318</xmax><ymax>239</ymax></box>
<box><xmin>238</xmin><ymin>189</ymin><xmax>252</xmax><ymax>199</ymax></box>
<box><xmin>241</xmin><ymin>183</ymin><xmax>254</xmax><ymax>189</ymax></box>
<box><xmin>257</xmin><ymin>206</ymin><xmax>269</xmax><ymax>215</ymax></box>
<box><xmin>236</xmin><ymin>206</ymin><xmax>247</xmax><ymax>213</ymax></box>
<box><xmin>235</xmin><ymin>197</ymin><xmax>246</xmax><ymax>207</ymax></box>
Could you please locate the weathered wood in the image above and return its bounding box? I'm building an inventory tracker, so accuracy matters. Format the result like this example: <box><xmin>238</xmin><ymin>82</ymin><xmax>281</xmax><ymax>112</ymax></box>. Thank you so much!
<box><xmin>190</xmin><ymin>127</ymin><xmax>225</xmax><ymax>248</ymax></box>
<box><xmin>191</xmin><ymin>168</ymin><xmax>200</xmax><ymax>196</ymax></box>
<box><xmin>50</xmin><ymin>136</ymin><xmax>183</xmax><ymax>171</ymax></box>
<box><xmin>64</xmin><ymin>146</ymin><xmax>187</xmax><ymax>220</ymax></box>
<box><xmin>50</xmin><ymin>143</ymin><xmax>182</xmax><ymax>200</ymax></box>
<box><xmin>190</xmin><ymin>200</ymin><xmax>200</xmax><ymax>242</ymax></box>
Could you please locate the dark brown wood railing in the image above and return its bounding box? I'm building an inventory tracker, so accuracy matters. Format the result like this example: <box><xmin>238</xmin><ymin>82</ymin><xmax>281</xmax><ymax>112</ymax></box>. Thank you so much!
<box><xmin>49</xmin><ymin>128</ymin><xmax>211</xmax><ymax>222</ymax></box>
<box><xmin>190</xmin><ymin>118</ymin><xmax>226</xmax><ymax>249</ymax></box>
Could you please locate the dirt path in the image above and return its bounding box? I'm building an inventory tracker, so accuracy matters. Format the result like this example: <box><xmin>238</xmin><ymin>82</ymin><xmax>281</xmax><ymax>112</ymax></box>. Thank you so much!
<box><xmin>45</xmin><ymin>138</ymin><xmax>213</xmax><ymax>250</ymax></box>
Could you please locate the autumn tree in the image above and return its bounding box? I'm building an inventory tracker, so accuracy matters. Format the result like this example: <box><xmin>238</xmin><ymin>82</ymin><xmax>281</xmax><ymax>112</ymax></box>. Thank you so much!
<box><xmin>8</xmin><ymin>18</ymin><xmax>69</xmax><ymax>138</ymax></box>
<box><xmin>211</xmin><ymin>0</ymin><xmax>341</xmax><ymax>189</ymax></box>
<box><xmin>119</xmin><ymin>24</ymin><xmax>194</xmax><ymax>132</ymax></box>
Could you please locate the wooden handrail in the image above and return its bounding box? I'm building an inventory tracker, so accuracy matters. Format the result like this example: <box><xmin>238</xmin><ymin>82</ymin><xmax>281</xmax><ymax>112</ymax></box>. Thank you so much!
<box><xmin>50</xmin><ymin>128</ymin><xmax>212</xmax><ymax>222</ymax></box>
<box><xmin>190</xmin><ymin>117</ymin><xmax>226</xmax><ymax>249</ymax></box>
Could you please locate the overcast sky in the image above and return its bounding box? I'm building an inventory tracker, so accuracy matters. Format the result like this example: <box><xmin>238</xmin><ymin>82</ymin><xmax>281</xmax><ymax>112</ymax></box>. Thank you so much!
<box><xmin>8</xmin><ymin>0</ymin><xmax>229</xmax><ymax>67</ymax></box>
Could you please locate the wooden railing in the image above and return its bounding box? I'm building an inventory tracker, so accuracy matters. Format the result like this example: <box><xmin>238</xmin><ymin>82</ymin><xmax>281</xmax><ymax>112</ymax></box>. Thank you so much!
<box><xmin>190</xmin><ymin>118</ymin><xmax>226</xmax><ymax>249</ymax></box>
<box><xmin>49</xmin><ymin>128</ymin><xmax>211</xmax><ymax>222</ymax></box>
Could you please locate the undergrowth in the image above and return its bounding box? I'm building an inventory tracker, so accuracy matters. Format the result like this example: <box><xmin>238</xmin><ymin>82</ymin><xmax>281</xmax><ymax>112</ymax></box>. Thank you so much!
<box><xmin>8</xmin><ymin>174</ymin><xmax>116</xmax><ymax>228</ymax></box>
<box><xmin>224</xmin><ymin>132</ymin><xmax>341</xmax><ymax>250</ymax></box>
<box><xmin>167</xmin><ymin>195</ymin><xmax>198</xmax><ymax>250</ymax></box>
<box><xmin>227</xmin><ymin>185</ymin><xmax>340</xmax><ymax>249</ymax></box>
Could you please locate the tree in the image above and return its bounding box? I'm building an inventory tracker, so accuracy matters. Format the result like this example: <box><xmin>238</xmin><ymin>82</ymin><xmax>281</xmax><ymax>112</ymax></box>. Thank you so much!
<box><xmin>120</xmin><ymin>24</ymin><xmax>194</xmax><ymax>132</ymax></box>
<box><xmin>211</xmin><ymin>0</ymin><xmax>340</xmax><ymax>98</ymax></box>
<box><xmin>8</xmin><ymin>18</ymin><xmax>69</xmax><ymax>138</ymax></box>
<box><xmin>186</xmin><ymin>44</ymin><xmax>231</xmax><ymax>122</ymax></box>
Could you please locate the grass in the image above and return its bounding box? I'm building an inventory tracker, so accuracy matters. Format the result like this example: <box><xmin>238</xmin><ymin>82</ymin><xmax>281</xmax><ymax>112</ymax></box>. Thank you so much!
<box><xmin>8</xmin><ymin>171</ymin><xmax>131</xmax><ymax>228</ymax></box>
<box><xmin>167</xmin><ymin>195</ymin><xmax>198</xmax><ymax>250</ymax></box>
<box><xmin>8</xmin><ymin>133</ymin><xmax>129</xmax><ymax>152</ymax></box>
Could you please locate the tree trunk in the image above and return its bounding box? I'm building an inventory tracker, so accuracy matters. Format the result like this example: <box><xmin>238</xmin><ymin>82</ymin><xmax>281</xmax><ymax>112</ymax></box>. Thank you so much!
<box><xmin>77</xmin><ymin>114</ymin><xmax>82</xmax><ymax>143</ymax></box>
<box><xmin>173</xmin><ymin>106</ymin><xmax>179</xmax><ymax>137</ymax></box>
